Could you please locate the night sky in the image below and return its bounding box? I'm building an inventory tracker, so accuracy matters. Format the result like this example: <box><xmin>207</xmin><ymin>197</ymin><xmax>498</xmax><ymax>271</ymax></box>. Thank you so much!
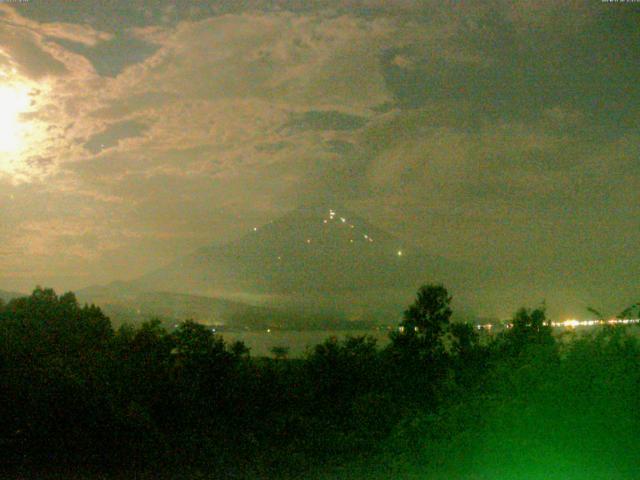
<box><xmin>0</xmin><ymin>1</ymin><xmax>638</xmax><ymax>318</ymax></box>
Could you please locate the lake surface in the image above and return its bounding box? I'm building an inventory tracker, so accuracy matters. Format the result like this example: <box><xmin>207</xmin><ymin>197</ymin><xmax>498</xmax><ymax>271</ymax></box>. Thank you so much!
<box><xmin>220</xmin><ymin>329</ymin><xmax>392</xmax><ymax>357</ymax></box>
<box><xmin>218</xmin><ymin>323</ymin><xmax>640</xmax><ymax>357</ymax></box>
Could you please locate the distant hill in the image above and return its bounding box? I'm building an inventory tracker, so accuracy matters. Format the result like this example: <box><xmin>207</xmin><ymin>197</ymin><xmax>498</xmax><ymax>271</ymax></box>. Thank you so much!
<box><xmin>80</xmin><ymin>205</ymin><xmax>486</xmax><ymax>326</ymax></box>
<box><xmin>77</xmin><ymin>287</ymin><xmax>369</xmax><ymax>330</ymax></box>
<box><xmin>0</xmin><ymin>289</ymin><xmax>25</xmax><ymax>303</ymax></box>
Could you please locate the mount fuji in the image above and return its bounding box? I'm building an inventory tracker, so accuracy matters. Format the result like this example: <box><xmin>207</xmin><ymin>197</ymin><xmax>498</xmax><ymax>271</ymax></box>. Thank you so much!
<box><xmin>81</xmin><ymin>205</ymin><xmax>486</xmax><ymax>325</ymax></box>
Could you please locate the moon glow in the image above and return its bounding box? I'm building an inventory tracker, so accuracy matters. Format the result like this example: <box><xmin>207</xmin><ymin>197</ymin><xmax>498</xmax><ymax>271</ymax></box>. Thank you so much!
<box><xmin>0</xmin><ymin>84</ymin><xmax>30</xmax><ymax>157</ymax></box>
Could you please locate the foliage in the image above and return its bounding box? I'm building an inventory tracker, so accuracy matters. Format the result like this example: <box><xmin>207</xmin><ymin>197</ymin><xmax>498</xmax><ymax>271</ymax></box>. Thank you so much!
<box><xmin>390</xmin><ymin>284</ymin><xmax>452</xmax><ymax>359</ymax></box>
<box><xmin>0</xmin><ymin>285</ymin><xmax>638</xmax><ymax>479</ymax></box>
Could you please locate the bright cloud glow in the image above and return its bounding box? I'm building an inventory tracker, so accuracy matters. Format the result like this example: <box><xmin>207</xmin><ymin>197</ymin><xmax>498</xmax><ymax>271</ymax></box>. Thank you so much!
<box><xmin>0</xmin><ymin>82</ymin><xmax>31</xmax><ymax>157</ymax></box>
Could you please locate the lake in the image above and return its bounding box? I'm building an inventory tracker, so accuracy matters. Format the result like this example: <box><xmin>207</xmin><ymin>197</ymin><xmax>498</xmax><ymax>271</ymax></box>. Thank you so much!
<box><xmin>220</xmin><ymin>329</ymin><xmax>392</xmax><ymax>357</ymax></box>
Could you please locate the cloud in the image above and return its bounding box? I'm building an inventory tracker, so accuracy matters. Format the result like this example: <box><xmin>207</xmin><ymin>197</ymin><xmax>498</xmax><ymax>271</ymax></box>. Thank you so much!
<box><xmin>284</xmin><ymin>110</ymin><xmax>367</xmax><ymax>132</ymax></box>
<box><xmin>0</xmin><ymin>5</ymin><xmax>113</xmax><ymax>45</ymax></box>
<box><xmin>0</xmin><ymin>1</ymin><xmax>638</xmax><ymax>314</ymax></box>
<box><xmin>0</xmin><ymin>22</ymin><xmax>68</xmax><ymax>79</ymax></box>
<box><xmin>84</xmin><ymin>120</ymin><xmax>148</xmax><ymax>154</ymax></box>
<box><xmin>119</xmin><ymin>12</ymin><xmax>396</xmax><ymax>109</ymax></box>
<box><xmin>52</xmin><ymin>34</ymin><xmax>159</xmax><ymax>77</ymax></box>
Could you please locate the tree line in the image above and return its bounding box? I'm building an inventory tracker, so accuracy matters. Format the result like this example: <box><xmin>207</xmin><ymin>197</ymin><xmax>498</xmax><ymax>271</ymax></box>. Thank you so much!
<box><xmin>0</xmin><ymin>285</ymin><xmax>639</xmax><ymax>479</ymax></box>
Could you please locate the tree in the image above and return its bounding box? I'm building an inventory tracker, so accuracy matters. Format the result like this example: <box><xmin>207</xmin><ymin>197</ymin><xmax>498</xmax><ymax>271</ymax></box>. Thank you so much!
<box><xmin>172</xmin><ymin>320</ymin><xmax>226</xmax><ymax>358</ymax></box>
<box><xmin>617</xmin><ymin>302</ymin><xmax>639</xmax><ymax>319</ymax></box>
<box><xmin>510</xmin><ymin>307</ymin><xmax>553</xmax><ymax>346</ymax></box>
<box><xmin>449</xmin><ymin>322</ymin><xmax>480</xmax><ymax>358</ymax></box>
<box><xmin>0</xmin><ymin>288</ymin><xmax>117</xmax><ymax>465</ymax></box>
<box><xmin>229</xmin><ymin>340</ymin><xmax>250</xmax><ymax>359</ymax></box>
<box><xmin>270</xmin><ymin>345</ymin><xmax>290</xmax><ymax>360</ymax></box>
<box><xmin>391</xmin><ymin>284</ymin><xmax>452</xmax><ymax>360</ymax></box>
<box><xmin>449</xmin><ymin>322</ymin><xmax>487</xmax><ymax>389</ymax></box>
<box><xmin>493</xmin><ymin>306</ymin><xmax>557</xmax><ymax>364</ymax></box>
<box><xmin>0</xmin><ymin>287</ymin><xmax>112</xmax><ymax>355</ymax></box>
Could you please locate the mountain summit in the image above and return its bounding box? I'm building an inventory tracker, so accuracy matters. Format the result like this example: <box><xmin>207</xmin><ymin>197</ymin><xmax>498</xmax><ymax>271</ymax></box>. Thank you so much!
<box><xmin>77</xmin><ymin>205</ymin><xmax>486</xmax><ymax>324</ymax></box>
<box><xmin>120</xmin><ymin>204</ymin><xmax>490</xmax><ymax>325</ymax></box>
<box><xmin>137</xmin><ymin>205</ymin><xmax>465</xmax><ymax>297</ymax></box>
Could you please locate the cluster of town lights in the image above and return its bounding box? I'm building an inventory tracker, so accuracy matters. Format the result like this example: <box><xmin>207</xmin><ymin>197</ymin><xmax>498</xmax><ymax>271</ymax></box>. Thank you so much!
<box><xmin>475</xmin><ymin>318</ymin><xmax>640</xmax><ymax>331</ymax></box>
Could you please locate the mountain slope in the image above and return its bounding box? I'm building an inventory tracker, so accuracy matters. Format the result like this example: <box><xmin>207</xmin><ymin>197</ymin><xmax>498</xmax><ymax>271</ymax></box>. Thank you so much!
<box><xmin>123</xmin><ymin>205</ymin><xmax>486</xmax><ymax>323</ymax></box>
<box><xmin>137</xmin><ymin>205</ymin><xmax>474</xmax><ymax>296</ymax></box>
<box><xmin>79</xmin><ymin>205</ymin><xmax>487</xmax><ymax>325</ymax></box>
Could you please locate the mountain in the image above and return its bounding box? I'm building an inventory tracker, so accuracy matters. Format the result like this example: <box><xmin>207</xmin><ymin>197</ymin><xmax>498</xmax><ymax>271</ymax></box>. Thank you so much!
<box><xmin>0</xmin><ymin>289</ymin><xmax>25</xmax><ymax>303</ymax></box>
<box><xmin>127</xmin><ymin>205</ymin><xmax>485</xmax><ymax>323</ymax></box>
<box><xmin>139</xmin><ymin>205</ymin><xmax>470</xmax><ymax>291</ymax></box>
<box><xmin>78</xmin><ymin>205</ymin><xmax>487</xmax><ymax>326</ymax></box>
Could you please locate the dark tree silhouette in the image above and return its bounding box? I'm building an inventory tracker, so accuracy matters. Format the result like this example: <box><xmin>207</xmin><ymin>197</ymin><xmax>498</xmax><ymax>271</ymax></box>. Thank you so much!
<box><xmin>2</xmin><ymin>284</ymin><xmax>638</xmax><ymax>479</ymax></box>
<box><xmin>270</xmin><ymin>345</ymin><xmax>290</xmax><ymax>360</ymax></box>
<box><xmin>230</xmin><ymin>340</ymin><xmax>251</xmax><ymax>358</ymax></box>
<box><xmin>449</xmin><ymin>322</ymin><xmax>480</xmax><ymax>357</ymax></box>
<box><xmin>391</xmin><ymin>284</ymin><xmax>452</xmax><ymax>360</ymax></box>
<box><xmin>509</xmin><ymin>307</ymin><xmax>554</xmax><ymax>346</ymax></box>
